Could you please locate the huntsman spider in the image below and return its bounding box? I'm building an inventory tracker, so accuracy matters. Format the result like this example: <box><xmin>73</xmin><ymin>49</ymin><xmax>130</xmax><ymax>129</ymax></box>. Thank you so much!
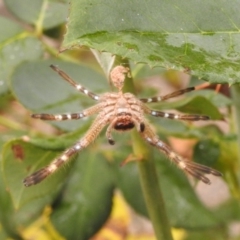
<box><xmin>23</xmin><ymin>65</ymin><xmax>222</xmax><ymax>187</ymax></box>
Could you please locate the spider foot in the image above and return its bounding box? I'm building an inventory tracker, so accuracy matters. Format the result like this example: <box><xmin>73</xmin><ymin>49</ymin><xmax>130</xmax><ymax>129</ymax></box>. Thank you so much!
<box><xmin>108</xmin><ymin>138</ymin><xmax>115</xmax><ymax>145</ymax></box>
<box><xmin>180</xmin><ymin>160</ymin><xmax>222</xmax><ymax>184</ymax></box>
<box><xmin>23</xmin><ymin>167</ymin><xmax>50</xmax><ymax>187</ymax></box>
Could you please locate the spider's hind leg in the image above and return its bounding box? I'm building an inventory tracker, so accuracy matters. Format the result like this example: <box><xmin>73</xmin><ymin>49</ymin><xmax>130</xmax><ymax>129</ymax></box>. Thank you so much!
<box><xmin>140</xmin><ymin>123</ymin><xmax>222</xmax><ymax>184</ymax></box>
<box><xmin>31</xmin><ymin>103</ymin><xmax>104</xmax><ymax>121</ymax></box>
<box><xmin>140</xmin><ymin>100</ymin><xmax>210</xmax><ymax>121</ymax></box>
<box><xmin>23</xmin><ymin>145</ymin><xmax>80</xmax><ymax>186</ymax></box>
<box><xmin>24</xmin><ymin>114</ymin><xmax>109</xmax><ymax>187</ymax></box>
<box><xmin>147</xmin><ymin>110</ymin><xmax>210</xmax><ymax>121</ymax></box>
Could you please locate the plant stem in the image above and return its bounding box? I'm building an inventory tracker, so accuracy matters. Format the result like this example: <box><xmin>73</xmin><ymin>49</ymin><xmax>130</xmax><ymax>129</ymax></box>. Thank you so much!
<box><xmin>132</xmin><ymin>131</ymin><xmax>173</xmax><ymax>240</ymax></box>
<box><xmin>43</xmin><ymin>42</ymin><xmax>80</xmax><ymax>64</ymax></box>
<box><xmin>120</xmin><ymin>58</ymin><xmax>173</xmax><ymax>240</ymax></box>
<box><xmin>230</xmin><ymin>85</ymin><xmax>240</xmax><ymax>179</ymax></box>
<box><xmin>0</xmin><ymin>116</ymin><xmax>24</xmax><ymax>131</ymax></box>
<box><xmin>35</xmin><ymin>0</ymin><xmax>48</xmax><ymax>37</ymax></box>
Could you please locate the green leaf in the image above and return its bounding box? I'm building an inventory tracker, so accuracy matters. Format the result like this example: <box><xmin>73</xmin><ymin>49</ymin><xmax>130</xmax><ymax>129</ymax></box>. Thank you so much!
<box><xmin>149</xmin><ymin>117</ymin><xmax>207</xmax><ymax>139</ymax></box>
<box><xmin>91</xmin><ymin>50</ymin><xmax>115</xmax><ymax>77</ymax></box>
<box><xmin>2</xmin><ymin>139</ymin><xmax>71</xmax><ymax>209</ymax></box>
<box><xmin>10</xmin><ymin>60</ymin><xmax>108</xmax><ymax>131</ymax></box>
<box><xmin>114</xmin><ymin>144</ymin><xmax>221</xmax><ymax>229</ymax></box>
<box><xmin>0</xmin><ymin>227</ymin><xmax>12</xmax><ymax>240</ymax></box>
<box><xmin>0</xmin><ymin>16</ymin><xmax>23</xmax><ymax>42</ymax></box>
<box><xmin>174</xmin><ymin>96</ymin><xmax>223</xmax><ymax>120</ymax></box>
<box><xmin>214</xmin><ymin>199</ymin><xmax>240</xmax><ymax>223</ymax></box>
<box><xmin>0</xmin><ymin>174</ymin><xmax>20</xmax><ymax>238</ymax></box>
<box><xmin>155</xmin><ymin>155</ymin><xmax>221</xmax><ymax>229</ymax></box>
<box><xmin>218</xmin><ymin>137</ymin><xmax>238</xmax><ymax>190</ymax></box>
<box><xmin>0</xmin><ymin>17</ymin><xmax>43</xmax><ymax>95</ymax></box>
<box><xmin>184</xmin><ymin>228</ymin><xmax>227</xmax><ymax>240</ymax></box>
<box><xmin>0</xmin><ymin>139</ymin><xmax>75</xmax><ymax>237</ymax></box>
<box><xmin>193</xmin><ymin>139</ymin><xmax>221</xmax><ymax>167</ymax></box>
<box><xmin>63</xmin><ymin>0</ymin><xmax>240</xmax><ymax>84</ymax></box>
<box><xmin>50</xmin><ymin>150</ymin><xmax>114</xmax><ymax>240</ymax></box>
<box><xmin>152</xmin><ymin>89</ymin><xmax>232</xmax><ymax>112</ymax></box>
<box><xmin>194</xmin><ymin>132</ymin><xmax>238</xmax><ymax>195</ymax></box>
<box><xmin>27</xmin><ymin>126</ymin><xmax>89</xmax><ymax>150</ymax></box>
<box><xmin>115</xmin><ymin>161</ymin><xmax>148</xmax><ymax>217</ymax></box>
<box><xmin>187</xmin><ymin>89</ymin><xmax>232</xmax><ymax>108</ymax></box>
<box><xmin>4</xmin><ymin>0</ymin><xmax>68</xmax><ymax>30</ymax></box>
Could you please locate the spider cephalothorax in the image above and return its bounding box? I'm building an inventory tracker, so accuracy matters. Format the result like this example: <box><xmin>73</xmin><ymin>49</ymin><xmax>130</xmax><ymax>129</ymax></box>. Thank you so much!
<box><xmin>23</xmin><ymin>65</ymin><xmax>222</xmax><ymax>187</ymax></box>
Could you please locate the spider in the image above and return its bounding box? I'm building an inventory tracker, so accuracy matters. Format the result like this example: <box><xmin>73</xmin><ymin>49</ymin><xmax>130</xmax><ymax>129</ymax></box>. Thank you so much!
<box><xmin>23</xmin><ymin>65</ymin><xmax>222</xmax><ymax>187</ymax></box>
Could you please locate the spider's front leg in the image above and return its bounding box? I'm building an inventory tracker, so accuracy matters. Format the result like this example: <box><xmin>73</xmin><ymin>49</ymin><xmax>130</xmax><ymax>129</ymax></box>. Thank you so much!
<box><xmin>23</xmin><ymin>114</ymin><xmax>108</xmax><ymax>187</ymax></box>
<box><xmin>31</xmin><ymin>103</ymin><xmax>104</xmax><ymax>121</ymax></box>
<box><xmin>50</xmin><ymin>65</ymin><xmax>100</xmax><ymax>101</ymax></box>
<box><xmin>139</xmin><ymin>123</ymin><xmax>222</xmax><ymax>184</ymax></box>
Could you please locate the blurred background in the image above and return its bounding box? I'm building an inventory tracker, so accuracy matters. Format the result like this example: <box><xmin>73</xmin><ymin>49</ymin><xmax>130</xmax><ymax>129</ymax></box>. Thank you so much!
<box><xmin>0</xmin><ymin>1</ymin><xmax>239</xmax><ymax>240</ymax></box>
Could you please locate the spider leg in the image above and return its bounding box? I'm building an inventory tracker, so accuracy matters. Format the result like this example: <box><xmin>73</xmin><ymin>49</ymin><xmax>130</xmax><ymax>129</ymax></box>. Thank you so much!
<box><xmin>139</xmin><ymin>123</ymin><xmax>222</xmax><ymax>184</ymax></box>
<box><xmin>106</xmin><ymin>120</ymin><xmax>117</xmax><ymax>145</ymax></box>
<box><xmin>50</xmin><ymin>65</ymin><xmax>100</xmax><ymax>101</ymax></box>
<box><xmin>141</xmin><ymin>103</ymin><xmax>209</xmax><ymax>121</ymax></box>
<box><xmin>31</xmin><ymin>103</ymin><xmax>104</xmax><ymax>121</ymax></box>
<box><xmin>23</xmin><ymin>114</ymin><xmax>108</xmax><ymax>187</ymax></box>
<box><xmin>148</xmin><ymin>110</ymin><xmax>209</xmax><ymax>121</ymax></box>
<box><xmin>140</xmin><ymin>87</ymin><xmax>195</xmax><ymax>103</ymax></box>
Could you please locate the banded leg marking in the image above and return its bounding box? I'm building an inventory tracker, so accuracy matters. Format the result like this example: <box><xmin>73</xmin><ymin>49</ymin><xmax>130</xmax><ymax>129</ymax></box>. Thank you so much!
<box><xmin>31</xmin><ymin>103</ymin><xmax>104</xmax><ymax>121</ymax></box>
<box><xmin>140</xmin><ymin>124</ymin><xmax>222</xmax><ymax>184</ymax></box>
<box><xmin>23</xmin><ymin>145</ymin><xmax>81</xmax><ymax>187</ymax></box>
<box><xmin>50</xmin><ymin>65</ymin><xmax>100</xmax><ymax>101</ymax></box>
<box><xmin>149</xmin><ymin>110</ymin><xmax>210</xmax><ymax>121</ymax></box>
<box><xmin>140</xmin><ymin>87</ymin><xmax>195</xmax><ymax>103</ymax></box>
<box><xmin>24</xmin><ymin>114</ymin><xmax>108</xmax><ymax>187</ymax></box>
<box><xmin>31</xmin><ymin>113</ymin><xmax>86</xmax><ymax>121</ymax></box>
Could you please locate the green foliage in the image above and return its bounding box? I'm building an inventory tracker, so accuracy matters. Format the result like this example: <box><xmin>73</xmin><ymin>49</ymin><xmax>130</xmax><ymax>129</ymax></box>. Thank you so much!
<box><xmin>5</xmin><ymin>0</ymin><xmax>68</xmax><ymax>29</ymax></box>
<box><xmin>0</xmin><ymin>1</ymin><xmax>239</xmax><ymax>240</ymax></box>
<box><xmin>64</xmin><ymin>0</ymin><xmax>240</xmax><ymax>84</ymax></box>
<box><xmin>50</xmin><ymin>150</ymin><xmax>114</xmax><ymax>239</ymax></box>
<box><xmin>0</xmin><ymin>140</ymin><xmax>67</xmax><ymax>237</ymax></box>
<box><xmin>114</xmin><ymin>146</ymin><xmax>221</xmax><ymax>228</ymax></box>
<box><xmin>11</xmin><ymin>60</ymin><xmax>108</xmax><ymax>131</ymax></box>
<box><xmin>0</xmin><ymin>16</ymin><xmax>43</xmax><ymax>95</ymax></box>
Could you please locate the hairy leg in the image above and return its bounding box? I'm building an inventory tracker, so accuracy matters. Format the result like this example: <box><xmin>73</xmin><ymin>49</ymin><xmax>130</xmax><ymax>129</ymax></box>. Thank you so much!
<box><xmin>23</xmin><ymin>114</ymin><xmax>109</xmax><ymax>186</ymax></box>
<box><xmin>31</xmin><ymin>103</ymin><xmax>104</xmax><ymax>121</ymax></box>
<box><xmin>140</xmin><ymin>87</ymin><xmax>195</xmax><ymax>103</ymax></box>
<box><xmin>139</xmin><ymin>123</ymin><xmax>222</xmax><ymax>184</ymax></box>
<box><xmin>50</xmin><ymin>65</ymin><xmax>100</xmax><ymax>101</ymax></box>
